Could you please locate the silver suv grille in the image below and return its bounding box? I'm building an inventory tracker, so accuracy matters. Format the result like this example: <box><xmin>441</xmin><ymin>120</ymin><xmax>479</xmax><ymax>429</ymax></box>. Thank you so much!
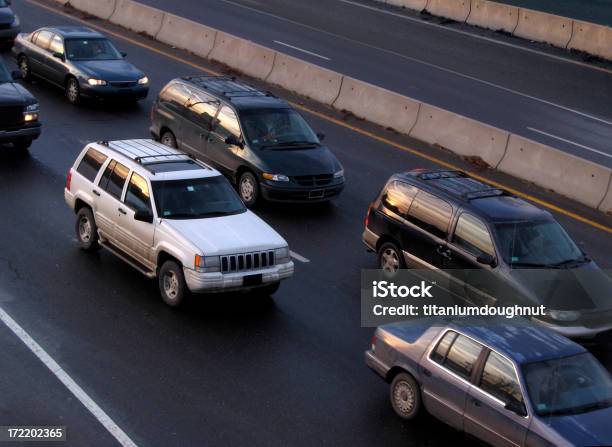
<box><xmin>221</xmin><ymin>251</ymin><xmax>275</xmax><ymax>273</ymax></box>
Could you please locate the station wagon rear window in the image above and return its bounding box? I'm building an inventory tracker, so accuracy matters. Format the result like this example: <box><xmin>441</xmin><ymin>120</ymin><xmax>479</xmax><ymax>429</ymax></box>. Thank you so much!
<box><xmin>76</xmin><ymin>148</ymin><xmax>107</xmax><ymax>182</ymax></box>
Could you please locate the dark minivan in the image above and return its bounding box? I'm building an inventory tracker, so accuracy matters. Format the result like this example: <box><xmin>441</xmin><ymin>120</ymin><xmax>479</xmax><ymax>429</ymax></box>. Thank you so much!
<box><xmin>363</xmin><ymin>169</ymin><xmax>612</xmax><ymax>340</ymax></box>
<box><xmin>150</xmin><ymin>75</ymin><xmax>344</xmax><ymax>207</ymax></box>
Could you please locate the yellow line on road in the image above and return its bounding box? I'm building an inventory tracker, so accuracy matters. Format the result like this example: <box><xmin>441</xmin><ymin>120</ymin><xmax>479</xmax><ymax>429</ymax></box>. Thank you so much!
<box><xmin>26</xmin><ymin>0</ymin><xmax>612</xmax><ymax>234</ymax></box>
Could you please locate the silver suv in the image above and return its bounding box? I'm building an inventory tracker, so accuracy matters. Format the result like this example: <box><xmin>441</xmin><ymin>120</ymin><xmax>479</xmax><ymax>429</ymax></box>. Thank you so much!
<box><xmin>64</xmin><ymin>139</ymin><xmax>294</xmax><ymax>306</ymax></box>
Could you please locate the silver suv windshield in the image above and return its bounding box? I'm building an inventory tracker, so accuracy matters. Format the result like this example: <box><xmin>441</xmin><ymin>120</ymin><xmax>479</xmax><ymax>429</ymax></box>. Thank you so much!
<box><xmin>240</xmin><ymin>108</ymin><xmax>319</xmax><ymax>149</ymax></box>
<box><xmin>493</xmin><ymin>219</ymin><xmax>585</xmax><ymax>268</ymax></box>
<box><xmin>152</xmin><ymin>176</ymin><xmax>246</xmax><ymax>219</ymax></box>
<box><xmin>523</xmin><ymin>353</ymin><xmax>612</xmax><ymax>417</ymax></box>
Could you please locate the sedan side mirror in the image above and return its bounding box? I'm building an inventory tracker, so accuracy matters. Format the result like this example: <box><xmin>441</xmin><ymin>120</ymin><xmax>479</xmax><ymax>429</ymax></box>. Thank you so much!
<box><xmin>316</xmin><ymin>132</ymin><xmax>326</xmax><ymax>141</ymax></box>
<box><xmin>11</xmin><ymin>70</ymin><xmax>22</xmax><ymax>80</ymax></box>
<box><xmin>476</xmin><ymin>253</ymin><xmax>496</xmax><ymax>267</ymax></box>
<box><xmin>53</xmin><ymin>52</ymin><xmax>65</xmax><ymax>61</ymax></box>
<box><xmin>225</xmin><ymin>134</ymin><xmax>244</xmax><ymax>148</ymax></box>
<box><xmin>505</xmin><ymin>400</ymin><xmax>527</xmax><ymax>417</ymax></box>
<box><xmin>134</xmin><ymin>209</ymin><xmax>154</xmax><ymax>223</ymax></box>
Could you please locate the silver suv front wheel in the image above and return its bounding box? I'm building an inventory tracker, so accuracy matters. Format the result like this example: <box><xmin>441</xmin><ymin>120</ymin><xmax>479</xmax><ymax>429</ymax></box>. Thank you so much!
<box><xmin>159</xmin><ymin>260</ymin><xmax>187</xmax><ymax>307</ymax></box>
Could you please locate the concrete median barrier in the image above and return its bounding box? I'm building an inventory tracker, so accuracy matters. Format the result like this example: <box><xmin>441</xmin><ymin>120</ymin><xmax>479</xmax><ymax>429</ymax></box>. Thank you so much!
<box><xmin>513</xmin><ymin>9</ymin><xmax>573</xmax><ymax>48</ymax></box>
<box><xmin>266</xmin><ymin>53</ymin><xmax>343</xmax><ymax>105</ymax></box>
<box><xmin>467</xmin><ymin>0</ymin><xmax>518</xmax><ymax>33</ymax></box>
<box><xmin>426</xmin><ymin>0</ymin><xmax>471</xmax><ymax>22</ymax></box>
<box><xmin>109</xmin><ymin>0</ymin><xmax>164</xmax><ymax>37</ymax></box>
<box><xmin>599</xmin><ymin>184</ymin><xmax>612</xmax><ymax>214</ymax></box>
<box><xmin>333</xmin><ymin>77</ymin><xmax>420</xmax><ymax>134</ymax></box>
<box><xmin>385</xmin><ymin>0</ymin><xmax>428</xmax><ymax>10</ymax></box>
<box><xmin>209</xmin><ymin>33</ymin><xmax>275</xmax><ymax>80</ymax></box>
<box><xmin>68</xmin><ymin>0</ymin><xmax>116</xmax><ymax>19</ymax></box>
<box><xmin>568</xmin><ymin>21</ymin><xmax>612</xmax><ymax>61</ymax></box>
<box><xmin>156</xmin><ymin>14</ymin><xmax>216</xmax><ymax>59</ymax></box>
<box><xmin>497</xmin><ymin>135</ymin><xmax>612</xmax><ymax>208</ymax></box>
<box><xmin>409</xmin><ymin>104</ymin><xmax>509</xmax><ymax>168</ymax></box>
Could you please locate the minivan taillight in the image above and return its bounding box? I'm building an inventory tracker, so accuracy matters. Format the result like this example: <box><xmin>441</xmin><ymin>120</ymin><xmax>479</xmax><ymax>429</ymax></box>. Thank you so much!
<box><xmin>371</xmin><ymin>333</ymin><xmax>377</xmax><ymax>352</ymax></box>
<box><xmin>66</xmin><ymin>170</ymin><xmax>72</xmax><ymax>191</ymax></box>
<box><xmin>364</xmin><ymin>204</ymin><xmax>372</xmax><ymax>228</ymax></box>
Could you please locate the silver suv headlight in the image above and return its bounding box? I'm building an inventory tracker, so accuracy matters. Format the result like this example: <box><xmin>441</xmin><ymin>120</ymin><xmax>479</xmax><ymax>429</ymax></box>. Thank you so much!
<box><xmin>195</xmin><ymin>255</ymin><xmax>221</xmax><ymax>273</ymax></box>
<box><xmin>275</xmin><ymin>247</ymin><xmax>291</xmax><ymax>264</ymax></box>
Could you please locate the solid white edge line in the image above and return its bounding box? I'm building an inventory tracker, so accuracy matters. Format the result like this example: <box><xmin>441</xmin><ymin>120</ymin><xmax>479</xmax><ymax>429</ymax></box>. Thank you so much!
<box><xmin>0</xmin><ymin>306</ymin><xmax>138</xmax><ymax>447</ymax></box>
<box><xmin>273</xmin><ymin>40</ymin><xmax>331</xmax><ymax>61</ymax></box>
<box><xmin>290</xmin><ymin>250</ymin><xmax>310</xmax><ymax>263</ymax></box>
<box><xmin>221</xmin><ymin>0</ymin><xmax>612</xmax><ymax>128</ymax></box>
<box><xmin>339</xmin><ymin>0</ymin><xmax>612</xmax><ymax>76</ymax></box>
<box><xmin>526</xmin><ymin>127</ymin><xmax>612</xmax><ymax>159</ymax></box>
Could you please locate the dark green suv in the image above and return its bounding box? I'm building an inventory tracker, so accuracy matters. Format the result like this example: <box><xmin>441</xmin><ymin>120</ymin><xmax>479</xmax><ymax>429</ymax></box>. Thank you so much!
<box><xmin>150</xmin><ymin>75</ymin><xmax>344</xmax><ymax>207</ymax></box>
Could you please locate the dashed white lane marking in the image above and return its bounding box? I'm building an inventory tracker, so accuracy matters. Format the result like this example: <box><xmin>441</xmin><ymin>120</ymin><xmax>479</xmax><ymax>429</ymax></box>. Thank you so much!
<box><xmin>527</xmin><ymin>127</ymin><xmax>612</xmax><ymax>160</ymax></box>
<box><xmin>0</xmin><ymin>306</ymin><xmax>139</xmax><ymax>447</ymax></box>
<box><xmin>273</xmin><ymin>40</ymin><xmax>331</xmax><ymax>61</ymax></box>
<box><xmin>221</xmin><ymin>0</ymin><xmax>612</xmax><ymax>129</ymax></box>
<box><xmin>290</xmin><ymin>250</ymin><xmax>310</xmax><ymax>263</ymax></box>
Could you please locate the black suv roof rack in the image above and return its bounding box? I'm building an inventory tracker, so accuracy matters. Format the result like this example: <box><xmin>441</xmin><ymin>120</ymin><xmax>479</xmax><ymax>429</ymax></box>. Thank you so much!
<box><xmin>408</xmin><ymin>169</ymin><xmax>510</xmax><ymax>201</ymax></box>
<box><xmin>181</xmin><ymin>75</ymin><xmax>275</xmax><ymax>101</ymax></box>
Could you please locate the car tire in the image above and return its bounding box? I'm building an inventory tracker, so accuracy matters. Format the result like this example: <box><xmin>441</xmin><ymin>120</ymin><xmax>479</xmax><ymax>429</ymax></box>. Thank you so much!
<box><xmin>160</xmin><ymin>130</ymin><xmax>177</xmax><ymax>148</ymax></box>
<box><xmin>18</xmin><ymin>55</ymin><xmax>31</xmax><ymax>82</ymax></box>
<box><xmin>238</xmin><ymin>171</ymin><xmax>259</xmax><ymax>208</ymax></box>
<box><xmin>159</xmin><ymin>260</ymin><xmax>187</xmax><ymax>307</ymax></box>
<box><xmin>65</xmin><ymin>77</ymin><xmax>81</xmax><ymax>105</ymax></box>
<box><xmin>378</xmin><ymin>242</ymin><xmax>405</xmax><ymax>274</ymax></box>
<box><xmin>75</xmin><ymin>207</ymin><xmax>100</xmax><ymax>252</ymax></box>
<box><xmin>390</xmin><ymin>372</ymin><xmax>422</xmax><ymax>420</ymax></box>
<box><xmin>254</xmin><ymin>282</ymin><xmax>280</xmax><ymax>296</ymax></box>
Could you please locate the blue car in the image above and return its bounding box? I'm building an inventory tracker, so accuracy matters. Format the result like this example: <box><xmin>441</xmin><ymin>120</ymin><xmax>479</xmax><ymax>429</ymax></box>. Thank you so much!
<box><xmin>366</xmin><ymin>318</ymin><xmax>612</xmax><ymax>446</ymax></box>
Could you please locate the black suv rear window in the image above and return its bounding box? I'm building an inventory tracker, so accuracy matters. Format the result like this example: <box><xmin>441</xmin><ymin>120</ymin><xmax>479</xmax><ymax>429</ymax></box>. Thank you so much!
<box><xmin>77</xmin><ymin>148</ymin><xmax>108</xmax><ymax>182</ymax></box>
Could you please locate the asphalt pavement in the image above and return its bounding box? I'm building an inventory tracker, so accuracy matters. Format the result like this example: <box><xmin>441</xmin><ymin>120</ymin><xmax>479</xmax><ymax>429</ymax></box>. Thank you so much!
<box><xmin>136</xmin><ymin>0</ymin><xmax>612</xmax><ymax>167</ymax></box>
<box><xmin>0</xmin><ymin>1</ymin><xmax>611</xmax><ymax>446</ymax></box>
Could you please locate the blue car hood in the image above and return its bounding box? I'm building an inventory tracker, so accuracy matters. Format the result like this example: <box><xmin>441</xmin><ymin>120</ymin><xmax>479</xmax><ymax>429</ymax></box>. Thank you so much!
<box><xmin>72</xmin><ymin>59</ymin><xmax>143</xmax><ymax>82</ymax></box>
<box><xmin>545</xmin><ymin>406</ymin><xmax>612</xmax><ymax>446</ymax></box>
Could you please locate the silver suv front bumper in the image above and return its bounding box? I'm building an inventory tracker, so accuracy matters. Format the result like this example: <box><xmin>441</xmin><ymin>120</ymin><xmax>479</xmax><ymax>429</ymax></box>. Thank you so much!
<box><xmin>184</xmin><ymin>261</ymin><xmax>294</xmax><ymax>293</ymax></box>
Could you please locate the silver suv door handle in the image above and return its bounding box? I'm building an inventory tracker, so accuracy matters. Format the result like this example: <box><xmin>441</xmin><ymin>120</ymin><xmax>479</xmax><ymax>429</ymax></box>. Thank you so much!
<box><xmin>118</xmin><ymin>208</ymin><xmax>127</xmax><ymax>215</ymax></box>
<box><xmin>92</xmin><ymin>190</ymin><xmax>100</xmax><ymax>196</ymax></box>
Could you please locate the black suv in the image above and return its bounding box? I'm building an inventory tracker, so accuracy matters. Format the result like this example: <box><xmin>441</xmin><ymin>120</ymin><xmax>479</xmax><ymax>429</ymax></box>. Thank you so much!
<box><xmin>150</xmin><ymin>76</ymin><xmax>344</xmax><ymax>207</ymax></box>
<box><xmin>0</xmin><ymin>58</ymin><xmax>40</xmax><ymax>152</ymax></box>
<box><xmin>363</xmin><ymin>169</ymin><xmax>612</xmax><ymax>340</ymax></box>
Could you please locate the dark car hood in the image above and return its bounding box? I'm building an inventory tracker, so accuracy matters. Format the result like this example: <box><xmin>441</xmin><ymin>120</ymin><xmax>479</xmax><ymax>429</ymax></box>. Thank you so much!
<box><xmin>256</xmin><ymin>145</ymin><xmax>341</xmax><ymax>176</ymax></box>
<box><xmin>72</xmin><ymin>59</ymin><xmax>144</xmax><ymax>82</ymax></box>
<box><xmin>0</xmin><ymin>7</ymin><xmax>15</xmax><ymax>25</ymax></box>
<box><xmin>507</xmin><ymin>262</ymin><xmax>612</xmax><ymax>312</ymax></box>
<box><xmin>0</xmin><ymin>81</ymin><xmax>36</xmax><ymax>107</ymax></box>
<box><xmin>545</xmin><ymin>406</ymin><xmax>612</xmax><ymax>446</ymax></box>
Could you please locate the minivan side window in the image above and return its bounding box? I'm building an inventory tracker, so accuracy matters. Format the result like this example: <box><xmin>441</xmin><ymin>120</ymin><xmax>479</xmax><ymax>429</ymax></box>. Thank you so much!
<box><xmin>77</xmin><ymin>148</ymin><xmax>108</xmax><ymax>182</ymax></box>
<box><xmin>443</xmin><ymin>334</ymin><xmax>483</xmax><ymax>380</ymax></box>
<box><xmin>160</xmin><ymin>83</ymin><xmax>191</xmax><ymax>109</ymax></box>
<box><xmin>453</xmin><ymin>213</ymin><xmax>495</xmax><ymax>258</ymax></box>
<box><xmin>216</xmin><ymin>106</ymin><xmax>241</xmax><ymax>138</ymax></box>
<box><xmin>99</xmin><ymin>160</ymin><xmax>129</xmax><ymax>200</ymax></box>
<box><xmin>125</xmin><ymin>172</ymin><xmax>152</xmax><ymax>214</ymax></box>
<box><xmin>430</xmin><ymin>330</ymin><xmax>457</xmax><ymax>364</ymax></box>
<box><xmin>479</xmin><ymin>351</ymin><xmax>524</xmax><ymax>407</ymax></box>
<box><xmin>188</xmin><ymin>92</ymin><xmax>219</xmax><ymax>127</ymax></box>
<box><xmin>406</xmin><ymin>191</ymin><xmax>452</xmax><ymax>239</ymax></box>
<box><xmin>381</xmin><ymin>181</ymin><xmax>418</xmax><ymax>219</ymax></box>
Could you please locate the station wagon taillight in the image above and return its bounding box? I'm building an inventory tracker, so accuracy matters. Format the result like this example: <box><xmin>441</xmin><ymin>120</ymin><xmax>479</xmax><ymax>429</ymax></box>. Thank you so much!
<box><xmin>364</xmin><ymin>204</ymin><xmax>372</xmax><ymax>228</ymax></box>
<box><xmin>66</xmin><ymin>170</ymin><xmax>72</xmax><ymax>191</ymax></box>
<box><xmin>371</xmin><ymin>334</ymin><xmax>377</xmax><ymax>352</ymax></box>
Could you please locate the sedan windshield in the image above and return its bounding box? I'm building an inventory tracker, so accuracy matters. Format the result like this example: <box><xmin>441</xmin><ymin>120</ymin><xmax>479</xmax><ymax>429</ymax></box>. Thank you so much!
<box><xmin>0</xmin><ymin>59</ymin><xmax>10</xmax><ymax>83</ymax></box>
<box><xmin>523</xmin><ymin>353</ymin><xmax>612</xmax><ymax>417</ymax></box>
<box><xmin>240</xmin><ymin>108</ymin><xmax>319</xmax><ymax>149</ymax></box>
<box><xmin>65</xmin><ymin>38</ymin><xmax>122</xmax><ymax>61</ymax></box>
<box><xmin>152</xmin><ymin>176</ymin><xmax>246</xmax><ymax>219</ymax></box>
<box><xmin>493</xmin><ymin>220</ymin><xmax>584</xmax><ymax>268</ymax></box>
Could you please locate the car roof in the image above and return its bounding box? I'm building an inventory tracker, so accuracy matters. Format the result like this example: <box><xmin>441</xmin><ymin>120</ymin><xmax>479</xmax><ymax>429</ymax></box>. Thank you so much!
<box><xmin>178</xmin><ymin>75</ymin><xmax>289</xmax><ymax>111</ymax></box>
<box><xmin>89</xmin><ymin>139</ymin><xmax>221</xmax><ymax>181</ymax></box>
<box><xmin>380</xmin><ymin>317</ymin><xmax>585</xmax><ymax>364</ymax></box>
<box><xmin>394</xmin><ymin>169</ymin><xmax>551</xmax><ymax>222</ymax></box>
<box><xmin>44</xmin><ymin>26</ymin><xmax>105</xmax><ymax>39</ymax></box>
